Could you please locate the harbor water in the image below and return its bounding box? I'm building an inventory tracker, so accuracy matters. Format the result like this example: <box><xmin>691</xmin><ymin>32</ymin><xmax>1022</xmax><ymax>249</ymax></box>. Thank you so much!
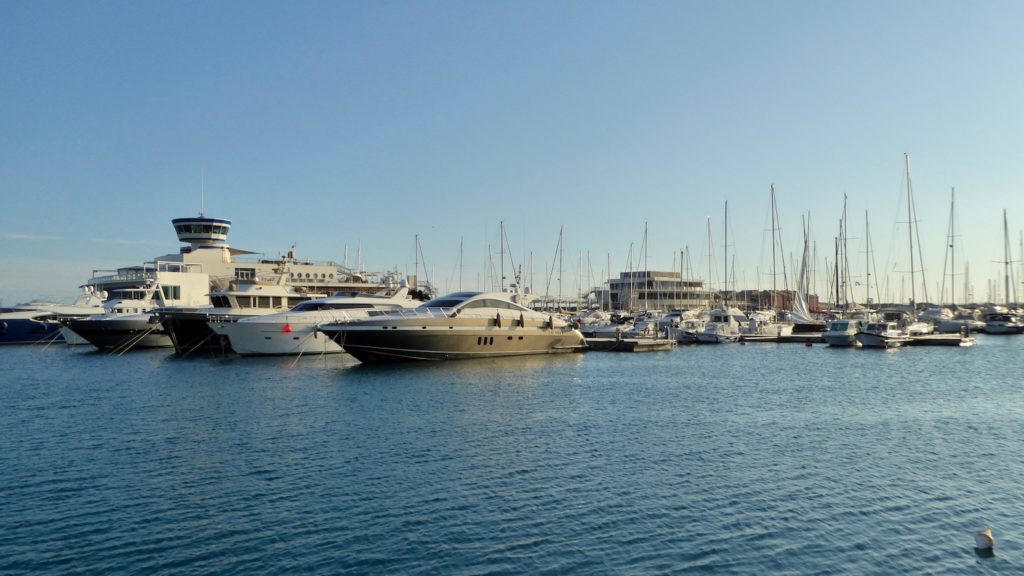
<box><xmin>2</xmin><ymin>337</ymin><xmax>1022</xmax><ymax>574</ymax></box>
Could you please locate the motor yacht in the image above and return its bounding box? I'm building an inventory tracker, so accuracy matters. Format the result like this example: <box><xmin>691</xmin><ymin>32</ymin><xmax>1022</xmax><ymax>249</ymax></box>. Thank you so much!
<box><xmin>317</xmin><ymin>290</ymin><xmax>586</xmax><ymax>362</ymax></box>
<box><xmin>209</xmin><ymin>284</ymin><xmax>423</xmax><ymax>356</ymax></box>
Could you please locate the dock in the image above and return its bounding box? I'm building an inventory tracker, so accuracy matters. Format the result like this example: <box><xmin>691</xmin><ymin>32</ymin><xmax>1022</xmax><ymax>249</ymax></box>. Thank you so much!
<box><xmin>739</xmin><ymin>333</ymin><xmax>825</xmax><ymax>344</ymax></box>
<box><xmin>585</xmin><ymin>338</ymin><xmax>677</xmax><ymax>352</ymax></box>
<box><xmin>907</xmin><ymin>333</ymin><xmax>977</xmax><ymax>347</ymax></box>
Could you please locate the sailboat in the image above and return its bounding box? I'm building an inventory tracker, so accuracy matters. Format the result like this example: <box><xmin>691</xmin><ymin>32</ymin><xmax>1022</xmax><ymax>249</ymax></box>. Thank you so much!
<box><xmin>889</xmin><ymin>153</ymin><xmax>933</xmax><ymax>336</ymax></box>
<box><xmin>790</xmin><ymin>215</ymin><xmax>825</xmax><ymax>333</ymax></box>
<box><xmin>699</xmin><ymin>201</ymin><xmax>746</xmax><ymax>343</ymax></box>
<box><xmin>982</xmin><ymin>209</ymin><xmax>1024</xmax><ymax>334</ymax></box>
<box><xmin>934</xmin><ymin>188</ymin><xmax>985</xmax><ymax>334</ymax></box>
<box><xmin>742</xmin><ymin>185</ymin><xmax>795</xmax><ymax>337</ymax></box>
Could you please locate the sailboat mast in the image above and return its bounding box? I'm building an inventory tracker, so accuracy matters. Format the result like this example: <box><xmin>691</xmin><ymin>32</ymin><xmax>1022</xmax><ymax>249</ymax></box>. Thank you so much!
<box><xmin>949</xmin><ymin>189</ymin><xmax>956</xmax><ymax>305</ymax></box>
<box><xmin>771</xmin><ymin>185</ymin><xmax>777</xmax><ymax>306</ymax></box>
<box><xmin>499</xmin><ymin>221</ymin><xmax>505</xmax><ymax>292</ymax></box>
<box><xmin>905</xmin><ymin>153</ymin><xmax>916</xmax><ymax>311</ymax></box>
<box><xmin>724</xmin><ymin>201</ymin><xmax>729</xmax><ymax>307</ymax></box>
<box><xmin>1004</xmin><ymin>209</ymin><xmax>1011</xmax><ymax>306</ymax></box>
<box><xmin>706</xmin><ymin>217</ymin><xmax>713</xmax><ymax>309</ymax></box>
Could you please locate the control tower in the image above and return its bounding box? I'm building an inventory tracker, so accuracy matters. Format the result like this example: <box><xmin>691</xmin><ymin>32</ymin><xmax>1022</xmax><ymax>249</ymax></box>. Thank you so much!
<box><xmin>171</xmin><ymin>216</ymin><xmax>232</xmax><ymax>253</ymax></box>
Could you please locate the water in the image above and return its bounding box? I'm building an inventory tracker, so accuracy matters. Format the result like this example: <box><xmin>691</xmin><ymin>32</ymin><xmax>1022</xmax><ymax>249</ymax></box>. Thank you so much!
<box><xmin>2</xmin><ymin>338</ymin><xmax>1022</xmax><ymax>574</ymax></box>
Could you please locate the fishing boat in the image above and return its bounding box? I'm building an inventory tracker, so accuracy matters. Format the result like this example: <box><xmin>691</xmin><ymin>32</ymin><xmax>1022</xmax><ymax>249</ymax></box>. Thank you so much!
<box><xmin>317</xmin><ymin>290</ymin><xmax>586</xmax><ymax>362</ymax></box>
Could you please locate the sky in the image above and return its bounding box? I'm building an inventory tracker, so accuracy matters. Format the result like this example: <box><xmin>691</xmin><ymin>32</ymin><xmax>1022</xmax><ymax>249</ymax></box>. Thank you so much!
<box><xmin>3</xmin><ymin>0</ymin><xmax>1024</xmax><ymax>306</ymax></box>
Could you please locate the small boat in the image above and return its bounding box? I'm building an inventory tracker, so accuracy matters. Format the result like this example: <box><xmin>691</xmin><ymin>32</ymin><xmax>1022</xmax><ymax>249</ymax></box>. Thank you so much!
<box><xmin>822</xmin><ymin>318</ymin><xmax>864</xmax><ymax>347</ymax></box>
<box><xmin>696</xmin><ymin>307</ymin><xmax>745</xmax><ymax>344</ymax></box>
<box><xmin>982</xmin><ymin>309</ymin><xmax>1023</xmax><ymax>335</ymax></box>
<box><xmin>856</xmin><ymin>322</ymin><xmax>911</xmax><ymax>349</ymax></box>
<box><xmin>317</xmin><ymin>290</ymin><xmax>586</xmax><ymax>362</ymax></box>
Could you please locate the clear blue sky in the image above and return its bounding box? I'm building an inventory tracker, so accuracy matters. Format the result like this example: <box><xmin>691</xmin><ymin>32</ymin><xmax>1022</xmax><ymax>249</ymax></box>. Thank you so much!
<box><xmin>3</xmin><ymin>0</ymin><xmax>1023</xmax><ymax>305</ymax></box>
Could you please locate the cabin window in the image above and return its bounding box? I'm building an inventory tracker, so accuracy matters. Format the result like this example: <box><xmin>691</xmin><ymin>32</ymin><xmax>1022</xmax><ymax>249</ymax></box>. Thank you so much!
<box><xmin>257</xmin><ymin>297</ymin><xmax>272</xmax><ymax>308</ymax></box>
<box><xmin>236</xmin><ymin>268</ymin><xmax>256</xmax><ymax>281</ymax></box>
<box><xmin>161</xmin><ymin>285</ymin><xmax>181</xmax><ymax>300</ymax></box>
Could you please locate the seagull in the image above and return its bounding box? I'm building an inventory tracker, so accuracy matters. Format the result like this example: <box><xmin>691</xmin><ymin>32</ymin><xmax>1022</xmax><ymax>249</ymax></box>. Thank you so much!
<box><xmin>974</xmin><ymin>527</ymin><xmax>995</xmax><ymax>550</ymax></box>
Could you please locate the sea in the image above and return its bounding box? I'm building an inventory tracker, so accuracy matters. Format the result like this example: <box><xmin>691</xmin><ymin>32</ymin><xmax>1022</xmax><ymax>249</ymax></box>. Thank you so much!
<box><xmin>1</xmin><ymin>336</ymin><xmax>1022</xmax><ymax>575</ymax></box>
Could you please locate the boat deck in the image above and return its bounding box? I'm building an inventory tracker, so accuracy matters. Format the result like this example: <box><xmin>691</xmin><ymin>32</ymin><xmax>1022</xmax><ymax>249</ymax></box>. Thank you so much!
<box><xmin>585</xmin><ymin>338</ymin><xmax>676</xmax><ymax>352</ymax></box>
<box><xmin>739</xmin><ymin>333</ymin><xmax>825</xmax><ymax>344</ymax></box>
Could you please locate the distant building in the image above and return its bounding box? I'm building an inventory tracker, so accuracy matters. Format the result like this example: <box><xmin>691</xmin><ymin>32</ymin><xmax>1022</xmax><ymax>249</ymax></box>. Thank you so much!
<box><xmin>594</xmin><ymin>270</ymin><xmax>714</xmax><ymax>311</ymax></box>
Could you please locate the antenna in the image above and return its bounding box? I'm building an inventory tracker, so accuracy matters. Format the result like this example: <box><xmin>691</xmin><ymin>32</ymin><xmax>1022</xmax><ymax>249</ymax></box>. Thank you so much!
<box><xmin>200</xmin><ymin>171</ymin><xmax>205</xmax><ymax>217</ymax></box>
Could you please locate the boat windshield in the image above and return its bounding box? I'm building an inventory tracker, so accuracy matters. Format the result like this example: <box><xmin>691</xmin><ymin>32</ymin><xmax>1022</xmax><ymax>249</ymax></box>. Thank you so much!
<box><xmin>418</xmin><ymin>292</ymin><xmax>481</xmax><ymax>309</ymax></box>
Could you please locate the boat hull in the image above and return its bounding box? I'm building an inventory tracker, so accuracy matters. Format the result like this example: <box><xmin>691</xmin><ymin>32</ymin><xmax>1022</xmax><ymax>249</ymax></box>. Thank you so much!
<box><xmin>210</xmin><ymin>319</ymin><xmax>345</xmax><ymax>356</ymax></box>
<box><xmin>823</xmin><ymin>332</ymin><xmax>860</xmax><ymax>347</ymax></box>
<box><xmin>322</xmin><ymin>325</ymin><xmax>585</xmax><ymax>363</ymax></box>
<box><xmin>0</xmin><ymin>317</ymin><xmax>63</xmax><ymax>344</ymax></box>
<box><xmin>856</xmin><ymin>333</ymin><xmax>910</xmax><ymax>349</ymax></box>
<box><xmin>63</xmin><ymin>317</ymin><xmax>172</xmax><ymax>350</ymax></box>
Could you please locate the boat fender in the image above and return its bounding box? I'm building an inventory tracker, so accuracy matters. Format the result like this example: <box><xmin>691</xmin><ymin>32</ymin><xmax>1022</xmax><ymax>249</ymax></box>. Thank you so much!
<box><xmin>520</xmin><ymin>313</ymin><xmax>526</xmax><ymax>327</ymax></box>
<box><xmin>495</xmin><ymin>313</ymin><xmax>502</xmax><ymax>328</ymax></box>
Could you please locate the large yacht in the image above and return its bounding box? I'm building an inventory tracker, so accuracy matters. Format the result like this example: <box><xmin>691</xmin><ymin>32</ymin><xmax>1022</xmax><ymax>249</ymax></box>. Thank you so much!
<box><xmin>61</xmin><ymin>271</ymin><xmax>211</xmax><ymax>351</ymax></box>
<box><xmin>317</xmin><ymin>290</ymin><xmax>586</xmax><ymax>362</ymax></box>
<box><xmin>208</xmin><ymin>282</ymin><xmax>424</xmax><ymax>356</ymax></box>
<box><xmin>159</xmin><ymin>282</ymin><xmax>326</xmax><ymax>356</ymax></box>
<box><xmin>64</xmin><ymin>213</ymin><xmax>386</xmax><ymax>353</ymax></box>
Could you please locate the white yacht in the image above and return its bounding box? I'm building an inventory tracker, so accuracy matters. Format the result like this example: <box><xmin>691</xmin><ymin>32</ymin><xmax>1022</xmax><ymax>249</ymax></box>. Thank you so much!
<box><xmin>159</xmin><ymin>281</ymin><xmax>326</xmax><ymax>356</ymax></box>
<box><xmin>856</xmin><ymin>322</ymin><xmax>911</xmax><ymax>349</ymax></box>
<box><xmin>317</xmin><ymin>290</ymin><xmax>586</xmax><ymax>362</ymax></box>
<box><xmin>696</xmin><ymin>307</ymin><xmax>746</xmax><ymax>344</ymax></box>
<box><xmin>209</xmin><ymin>284</ymin><xmax>423</xmax><ymax>356</ymax></box>
<box><xmin>61</xmin><ymin>271</ymin><xmax>211</xmax><ymax>351</ymax></box>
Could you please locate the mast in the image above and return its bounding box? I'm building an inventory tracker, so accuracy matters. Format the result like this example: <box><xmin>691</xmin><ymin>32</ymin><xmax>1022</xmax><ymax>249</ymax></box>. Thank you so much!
<box><xmin>1004</xmin><ymin>209</ymin><xmax>1011</xmax><ymax>306</ymax></box>
<box><xmin>771</xmin><ymin>185</ymin><xmax>777</xmax><ymax>309</ymax></box>
<box><xmin>499</xmin><ymin>221</ymin><xmax>505</xmax><ymax>291</ymax></box>
<box><xmin>905</xmin><ymin>153</ymin><xmax>917</xmax><ymax>313</ymax></box>
<box><xmin>865</xmin><ymin>211</ymin><xmax>871</xmax><ymax>305</ymax></box>
<box><xmin>706</xmin><ymin>216</ymin><xmax>713</xmax><ymax>308</ymax></box>
<box><xmin>724</xmin><ymin>201</ymin><xmax>729</xmax><ymax>307</ymax></box>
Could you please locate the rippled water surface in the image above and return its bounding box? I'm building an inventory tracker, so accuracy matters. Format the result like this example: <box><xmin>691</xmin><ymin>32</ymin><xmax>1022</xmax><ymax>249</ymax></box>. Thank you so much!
<box><xmin>2</xmin><ymin>337</ymin><xmax>1023</xmax><ymax>574</ymax></box>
